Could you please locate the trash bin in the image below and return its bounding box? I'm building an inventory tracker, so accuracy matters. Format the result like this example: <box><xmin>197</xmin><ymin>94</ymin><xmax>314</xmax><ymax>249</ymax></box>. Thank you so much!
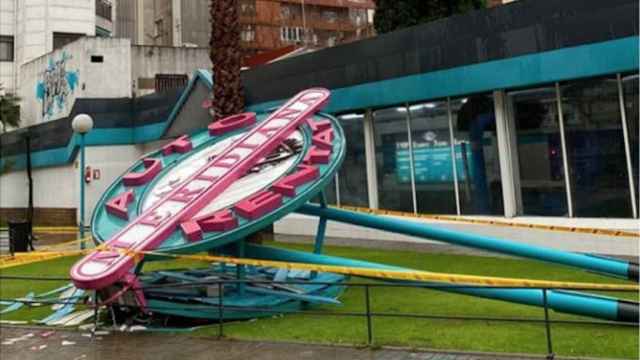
<box><xmin>8</xmin><ymin>220</ymin><xmax>30</xmax><ymax>253</ymax></box>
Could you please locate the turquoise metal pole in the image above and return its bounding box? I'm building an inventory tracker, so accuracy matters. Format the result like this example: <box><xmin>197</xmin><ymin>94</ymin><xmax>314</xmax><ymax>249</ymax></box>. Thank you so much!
<box><xmin>297</xmin><ymin>204</ymin><xmax>636</xmax><ymax>281</ymax></box>
<box><xmin>245</xmin><ymin>244</ymin><xmax>638</xmax><ymax>322</ymax></box>
<box><xmin>79</xmin><ymin>134</ymin><xmax>86</xmax><ymax>250</ymax></box>
<box><xmin>236</xmin><ymin>239</ymin><xmax>246</xmax><ymax>296</ymax></box>
<box><xmin>313</xmin><ymin>192</ymin><xmax>328</xmax><ymax>255</ymax></box>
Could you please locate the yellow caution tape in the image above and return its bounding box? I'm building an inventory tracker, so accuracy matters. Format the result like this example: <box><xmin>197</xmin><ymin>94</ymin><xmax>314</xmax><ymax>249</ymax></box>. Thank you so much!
<box><xmin>139</xmin><ymin>250</ymin><xmax>639</xmax><ymax>291</ymax></box>
<box><xmin>0</xmin><ymin>250</ymin><xmax>85</xmax><ymax>270</ymax></box>
<box><xmin>38</xmin><ymin>237</ymin><xmax>92</xmax><ymax>251</ymax></box>
<box><xmin>3</xmin><ymin>207</ymin><xmax>637</xmax><ymax>238</ymax></box>
<box><xmin>0</xmin><ymin>235</ymin><xmax>91</xmax><ymax>269</ymax></box>
<box><xmin>337</xmin><ymin>205</ymin><xmax>640</xmax><ymax>238</ymax></box>
<box><xmin>0</xmin><ymin>226</ymin><xmax>79</xmax><ymax>231</ymax></box>
<box><xmin>3</xmin><ymin>245</ymin><xmax>636</xmax><ymax>291</ymax></box>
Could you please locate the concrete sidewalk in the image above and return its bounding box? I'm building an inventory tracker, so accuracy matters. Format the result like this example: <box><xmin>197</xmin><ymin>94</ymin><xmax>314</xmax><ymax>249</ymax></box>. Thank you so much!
<box><xmin>0</xmin><ymin>326</ymin><xmax>554</xmax><ymax>360</ymax></box>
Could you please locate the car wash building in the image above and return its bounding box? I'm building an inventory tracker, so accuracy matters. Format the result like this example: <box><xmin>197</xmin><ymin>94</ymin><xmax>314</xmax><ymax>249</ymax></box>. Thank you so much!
<box><xmin>0</xmin><ymin>0</ymin><xmax>637</xmax><ymax>256</ymax></box>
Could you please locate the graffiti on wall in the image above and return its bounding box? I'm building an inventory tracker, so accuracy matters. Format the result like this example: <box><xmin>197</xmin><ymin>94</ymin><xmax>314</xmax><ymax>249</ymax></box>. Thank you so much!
<box><xmin>36</xmin><ymin>52</ymin><xmax>79</xmax><ymax>120</ymax></box>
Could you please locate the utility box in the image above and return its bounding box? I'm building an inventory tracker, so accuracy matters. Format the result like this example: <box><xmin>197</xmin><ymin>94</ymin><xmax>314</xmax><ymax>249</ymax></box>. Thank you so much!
<box><xmin>8</xmin><ymin>221</ymin><xmax>30</xmax><ymax>253</ymax></box>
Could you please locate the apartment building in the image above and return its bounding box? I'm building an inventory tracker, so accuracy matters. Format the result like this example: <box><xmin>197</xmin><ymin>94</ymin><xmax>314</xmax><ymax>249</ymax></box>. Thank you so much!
<box><xmin>0</xmin><ymin>0</ymin><xmax>115</xmax><ymax>94</ymax></box>
<box><xmin>115</xmin><ymin>0</ymin><xmax>374</xmax><ymax>58</ymax></box>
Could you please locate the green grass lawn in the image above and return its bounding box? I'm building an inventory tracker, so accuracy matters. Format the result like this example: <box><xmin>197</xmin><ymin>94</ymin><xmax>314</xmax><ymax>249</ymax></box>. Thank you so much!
<box><xmin>1</xmin><ymin>241</ymin><xmax>638</xmax><ymax>358</ymax></box>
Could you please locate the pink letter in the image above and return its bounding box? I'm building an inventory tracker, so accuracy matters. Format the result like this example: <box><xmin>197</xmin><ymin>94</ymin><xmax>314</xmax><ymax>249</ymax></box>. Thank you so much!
<box><xmin>123</xmin><ymin>158</ymin><xmax>162</xmax><ymax>186</ymax></box>
<box><xmin>179</xmin><ymin>209</ymin><xmax>238</xmax><ymax>241</ymax></box>
<box><xmin>139</xmin><ymin>209</ymin><xmax>171</xmax><ymax>227</ymax></box>
<box><xmin>179</xmin><ymin>220</ymin><xmax>203</xmax><ymax>242</ymax></box>
<box><xmin>105</xmin><ymin>190</ymin><xmax>135</xmax><ymax>219</ymax></box>
<box><xmin>199</xmin><ymin>209</ymin><xmax>238</xmax><ymax>232</ymax></box>
<box><xmin>303</xmin><ymin>146</ymin><xmax>331</xmax><ymax>164</ymax></box>
<box><xmin>272</xmin><ymin>164</ymin><xmax>319</xmax><ymax>197</ymax></box>
<box><xmin>209</xmin><ymin>112</ymin><xmax>256</xmax><ymax>136</ymax></box>
<box><xmin>312</xmin><ymin>127</ymin><xmax>334</xmax><ymax>150</ymax></box>
<box><xmin>162</xmin><ymin>135</ymin><xmax>192</xmax><ymax>156</ymax></box>
<box><xmin>307</xmin><ymin>119</ymin><xmax>331</xmax><ymax>133</ymax></box>
<box><xmin>234</xmin><ymin>191</ymin><xmax>282</xmax><ymax>220</ymax></box>
<box><xmin>171</xmin><ymin>186</ymin><xmax>204</xmax><ymax>203</ymax></box>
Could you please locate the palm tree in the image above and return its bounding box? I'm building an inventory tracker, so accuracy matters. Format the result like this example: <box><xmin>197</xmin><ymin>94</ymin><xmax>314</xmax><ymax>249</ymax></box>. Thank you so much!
<box><xmin>0</xmin><ymin>83</ymin><xmax>20</xmax><ymax>133</ymax></box>
<box><xmin>209</xmin><ymin>0</ymin><xmax>245</xmax><ymax>121</ymax></box>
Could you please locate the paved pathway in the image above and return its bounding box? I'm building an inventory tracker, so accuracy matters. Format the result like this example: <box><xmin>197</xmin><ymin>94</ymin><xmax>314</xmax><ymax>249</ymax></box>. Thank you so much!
<box><xmin>0</xmin><ymin>327</ymin><xmax>546</xmax><ymax>360</ymax></box>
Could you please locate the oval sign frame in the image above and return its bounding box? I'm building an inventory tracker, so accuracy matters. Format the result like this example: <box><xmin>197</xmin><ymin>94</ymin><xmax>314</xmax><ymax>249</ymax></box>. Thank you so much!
<box><xmin>90</xmin><ymin>112</ymin><xmax>345</xmax><ymax>256</ymax></box>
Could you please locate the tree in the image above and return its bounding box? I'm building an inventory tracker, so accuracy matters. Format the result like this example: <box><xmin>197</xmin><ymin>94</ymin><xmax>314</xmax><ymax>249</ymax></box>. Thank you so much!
<box><xmin>209</xmin><ymin>0</ymin><xmax>244</xmax><ymax>121</ymax></box>
<box><xmin>0</xmin><ymin>83</ymin><xmax>20</xmax><ymax>133</ymax></box>
<box><xmin>374</xmin><ymin>0</ymin><xmax>485</xmax><ymax>34</ymax></box>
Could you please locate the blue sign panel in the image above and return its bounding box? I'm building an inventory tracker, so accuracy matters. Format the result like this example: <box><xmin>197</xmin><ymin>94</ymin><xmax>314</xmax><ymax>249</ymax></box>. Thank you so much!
<box><xmin>396</xmin><ymin>143</ymin><xmax>474</xmax><ymax>183</ymax></box>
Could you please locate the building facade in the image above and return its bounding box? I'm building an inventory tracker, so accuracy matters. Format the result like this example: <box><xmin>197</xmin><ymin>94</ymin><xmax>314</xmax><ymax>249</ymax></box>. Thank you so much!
<box><xmin>16</xmin><ymin>36</ymin><xmax>209</xmax><ymax>127</ymax></box>
<box><xmin>114</xmin><ymin>0</ymin><xmax>374</xmax><ymax>58</ymax></box>
<box><xmin>0</xmin><ymin>0</ymin><xmax>115</xmax><ymax>95</ymax></box>
<box><xmin>0</xmin><ymin>0</ymin><xmax>637</xmax><ymax>256</ymax></box>
<box><xmin>115</xmin><ymin>0</ymin><xmax>210</xmax><ymax>47</ymax></box>
<box><xmin>237</xmin><ymin>0</ymin><xmax>375</xmax><ymax>58</ymax></box>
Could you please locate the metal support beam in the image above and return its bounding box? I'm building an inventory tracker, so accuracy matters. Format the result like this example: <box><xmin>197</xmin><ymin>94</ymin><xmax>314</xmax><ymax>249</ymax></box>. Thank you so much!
<box><xmin>617</xmin><ymin>73</ymin><xmax>638</xmax><ymax>218</ymax></box>
<box><xmin>334</xmin><ymin>173</ymin><xmax>341</xmax><ymax>206</ymax></box>
<box><xmin>363</xmin><ymin>109</ymin><xmax>379</xmax><ymax>209</ymax></box>
<box><xmin>247</xmin><ymin>242</ymin><xmax>638</xmax><ymax>323</ymax></box>
<box><xmin>493</xmin><ymin>91</ymin><xmax>519</xmax><ymax>217</ymax></box>
<box><xmin>555</xmin><ymin>82</ymin><xmax>574</xmax><ymax>217</ymax></box>
<box><xmin>447</xmin><ymin>97</ymin><xmax>462</xmax><ymax>215</ymax></box>
<box><xmin>405</xmin><ymin>104</ymin><xmax>418</xmax><ymax>214</ymax></box>
<box><xmin>79</xmin><ymin>133</ymin><xmax>86</xmax><ymax>250</ymax></box>
<box><xmin>297</xmin><ymin>204</ymin><xmax>637</xmax><ymax>281</ymax></box>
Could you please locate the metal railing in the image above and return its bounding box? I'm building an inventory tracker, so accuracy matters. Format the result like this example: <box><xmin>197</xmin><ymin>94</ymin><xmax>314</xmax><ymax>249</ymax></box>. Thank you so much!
<box><xmin>0</xmin><ymin>275</ymin><xmax>637</xmax><ymax>360</ymax></box>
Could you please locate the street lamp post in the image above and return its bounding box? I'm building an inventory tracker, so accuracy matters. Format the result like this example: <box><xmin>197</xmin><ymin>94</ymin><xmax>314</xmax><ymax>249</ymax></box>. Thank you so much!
<box><xmin>72</xmin><ymin>114</ymin><xmax>94</xmax><ymax>250</ymax></box>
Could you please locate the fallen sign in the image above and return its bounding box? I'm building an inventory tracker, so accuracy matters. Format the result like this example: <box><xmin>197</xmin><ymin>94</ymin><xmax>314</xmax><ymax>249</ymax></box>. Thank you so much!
<box><xmin>71</xmin><ymin>88</ymin><xmax>331</xmax><ymax>291</ymax></box>
<box><xmin>47</xmin><ymin>86</ymin><xmax>638</xmax><ymax>324</ymax></box>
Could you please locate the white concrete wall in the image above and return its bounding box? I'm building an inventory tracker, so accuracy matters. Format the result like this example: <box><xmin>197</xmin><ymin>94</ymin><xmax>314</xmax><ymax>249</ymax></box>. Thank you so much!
<box><xmin>130</xmin><ymin>45</ymin><xmax>209</xmax><ymax>96</ymax></box>
<box><xmin>81</xmin><ymin>144</ymin><xmax>144</xmax><ymax>224</ymax></box>
<box><xmin>15</xmin><ymin>0</ymin><xmax>95</xmax><ymax>65</ymax></box>
<box><xmin>19</xmin><ymin>37</ymin><xmax>132</xmax><ymax>126</ymax></box>
<box><xmin>0</xmin><ymin>163</ymin><xmax>76</xmax><ymax>209</ymax></box>
<box><xmin>0</xmin><ymin>144</ymin><xmax>144</xmax><ymax>224</ymax></box>
<box><xmin>274</xmin><ymin>213</ymin><xmax>639</xmax><ymax>257</ymax></box>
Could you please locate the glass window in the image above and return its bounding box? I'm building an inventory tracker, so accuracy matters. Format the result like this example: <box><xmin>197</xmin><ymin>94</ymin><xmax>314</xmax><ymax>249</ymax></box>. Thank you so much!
<box><xmin>510</xmin><ymin>86</ymin><xmax>568</xmax><ymax>216</ymax></box>
<box><xmin>312</xmin><ymin>175</ymin><xmax>337</xmax><ymax>206</ymax></box>
<box><xmin>95</xmin><ymin>0</ymin><xmax>113</xmax><ymax>21</ymax></box>
<box><xmin>373</xmin><ymin>107</ymin><xmax>413</xmax><ymax>212</ymax></box>
<box><xmin>622</xmin><ymin>74</ymin><xmax>639</xmax><ymax>214</ymax></box>
<box><xmin>337</xmin><ymin>113</ymin><xmax>369</xmax><ymax>207</ymax></box>
<box><xmin>451</xmin><ymin>95</ymin><xmax>504</xmax><ymax>215</ymax></box>
<box><xmin>408</xmin><ymin>101</ymin><xmax>457</xmax><ymax>214</ymax></box>
<box><xmin>560</xmin><ymin>77</ymin><xmax>632</xmax><ymax>217</ymax></box>
<box><xmin>324</xmin><ymin>175</ymin><xmax>338</xmax><ymax>206</ymax></box>
<box><xmin>0</xmin><ymin>36</ymin><xmax>14</xmax><ymax>61</ymax></box>
<box><xmin>239</xmin><ymin>0</ymin><xmax>257</xmax><ymax>16</ymax></box>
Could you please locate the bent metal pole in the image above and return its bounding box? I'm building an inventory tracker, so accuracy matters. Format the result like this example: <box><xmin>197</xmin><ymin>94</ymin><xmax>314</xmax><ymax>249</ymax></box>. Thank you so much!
<box><xmin>297</xmin><ymin>204</ymin><xmax>639</xmax><ymax>282</ymax></box>
<box><xmin>246</xmin><ymin>244</ymin><xmax>639</xmax><ymax>323</ymax></box>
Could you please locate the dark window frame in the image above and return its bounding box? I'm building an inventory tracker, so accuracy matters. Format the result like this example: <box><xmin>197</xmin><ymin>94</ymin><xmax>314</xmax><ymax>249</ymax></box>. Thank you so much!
<box><xmin>95</xmin><ymin>0</ymin><xmax>113</xmax><ymax>21</ymax></box>
<box><xmin>155</xmin><ymin>74</ymin><xmax>188</xmax><ymax>93</ymax></box>
<box><xmin>53</xmin><ymin>32</ymin><xmax>84</xmax><ymax>50</ymax></box>
<box><xmin>0</xmin><ymin>35</ymin><xmax>14</xmax><ymax>62</ymax></box>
